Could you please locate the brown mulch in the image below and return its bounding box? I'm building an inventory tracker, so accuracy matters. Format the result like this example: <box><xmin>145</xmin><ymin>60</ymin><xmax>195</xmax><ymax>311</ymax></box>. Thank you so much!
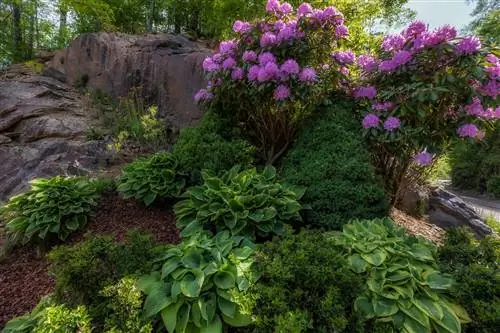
<box><xmin>0</xmin><ymin>193</ymin><xmax>180</xmax><ymax>329</ymax></box>
<box><xmin>390</xmin><ymin>208</ymin><xmax>446</xmax><ymax>246</ymax></box>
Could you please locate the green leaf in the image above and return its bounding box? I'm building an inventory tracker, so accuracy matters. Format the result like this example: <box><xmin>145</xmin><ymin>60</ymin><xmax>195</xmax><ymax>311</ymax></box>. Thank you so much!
<box><xmin>425</xmin><ymin>272</ymin><xmax>454</xmax><ymax>290</ymax></box>
<box><xmin>180</xmin><ymin>270</ymin><xmax>205</xmax><ymax>298</ymax></box>
<box><xmin>143</xmin><ymin>193</ymin><xmax>157</xmax><ymax>206</ymax></box>
<box><xmin>221</xmin><ymin>311</ymin><xmax>252</xmax><ymax>327</ymax></box>
<box><xmin>355</xmin><ymin>296</ymin><xmax>375</xmax><ymax>318</ymax></box>
<box><xmin>214</xmin><ymin>271</ymin><xmax>236</xmax><ymax>289</ymax></box>
<box><xmin>176</xmin><ymin>303</ymin><xmax>191</xmax><ymax>333</ymax></box>
<box><xmin>446</xmin><ymin>302</ymin><xmax>471</xmax><ymax>323</ymax></box>
<box><xmin>361</xmin><ymin>249</ymin><xmax>387</xmax><ymax>266</ymax></box>
<box><xmin>373</xmin><ymin>298</ymin><xmax>399</xmax><ymax>317</ymax></box>
<box><xmin>136</xmin><ymin>272</ymin><xmax>162</xmax><ymax>295</ymax></box>
<box><xmin>348</xmin><ymin>254</ymin><xmax>368</xmax><ymax>273</ymax></box>
<box><xmin>162</xmin><ymin>257</ymin><xmax>182</xmax><ymax>280</ymax></box>
<box><xmin>403</xmin><ymin>315</ymin><xmax>429</xmax><ymax>333</ymax></box>
<box><xmin>412</xmin><ymin>296</ymin><xmax>443</xmax><ymax>321</ymax></box>
<box><xmin>200</xmin><ymin>315</ymin><xmax>223</xmax><ymax>333</ymax></box>
<box><xmin>232</xmin><ymin>246</ymin><xmax>254</xmax><ymax>260</ymax></box>
<box><xmin>218</xmin><ymin>296</ymin><xmax>236</xmax><ymax>318</ymax></box>
<box><xmin>161</xmin><ymin>301</ymin><xmax>184</xmax><ymax>333</ymax></box>
<box><xmin>400</xmin><ymin>305</ymin><xmax>430</xmax><ymax>329</ymax></box>
<box><xmin>143</xmin><ymin>291</ymin><xmax>173</xmax><ymax>318</ymax></box>
<box><xmin>432</xmin><ymin>302</ymin><xmax>462</xmax><ymax>333</ymax></box>
<box><xmin>262</xmin><ymin>166</ymin><xmax>276</xmax><ymax>180</ymax></box>
<box><xmin>183</xmin><ymin>248</ymin><xmax>203</xmax><ymax>268</ymax></box>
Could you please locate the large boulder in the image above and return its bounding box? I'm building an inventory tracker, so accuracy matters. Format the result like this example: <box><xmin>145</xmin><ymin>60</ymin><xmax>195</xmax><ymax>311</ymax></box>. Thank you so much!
<box><xmin>428</xmin><ymin>187</ymin><xmax>493</xmax><ymax>237</ymax></box>
<box><xmin>47</xmin><ymin>33</ymin><xmax>210</xmax><ymax>128</ymax></box>
<box><xmin>0</xmin><ymin>66</ymin><xmax>110</xmax><ymax>202</ymax></box>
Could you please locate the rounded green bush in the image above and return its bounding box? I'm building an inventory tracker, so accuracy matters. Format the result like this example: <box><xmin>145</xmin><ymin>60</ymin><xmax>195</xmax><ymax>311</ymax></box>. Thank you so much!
<box><xmin>486</xmin><ymin>176</ymin><xmax>500</xmax><ymax>198</ymax></box>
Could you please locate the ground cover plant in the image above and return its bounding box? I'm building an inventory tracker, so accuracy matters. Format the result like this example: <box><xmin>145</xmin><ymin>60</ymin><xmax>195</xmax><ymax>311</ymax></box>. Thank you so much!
<box><xmin>281</xmin><ymin>97</ymin><xmax>388</xmax><ymax>230</ymax></box>
<box><xmin>0</xmin><ymin>176</ymin><xmax>106</xmax><ymax>246</ymax></box>
<box><xmin>174</xmin><ymin>165</ymin><xmax>305</xmax><ymax>239</ymax></box>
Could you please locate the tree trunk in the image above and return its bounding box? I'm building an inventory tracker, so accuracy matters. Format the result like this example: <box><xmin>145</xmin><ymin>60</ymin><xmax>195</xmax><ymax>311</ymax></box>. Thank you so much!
<box><xmin>12</xmin><ymin>2</ymin><xmax>22</xmax><ymax>62</ymax></box>
<box><xmin>58</xmin><ymin>6</ymin><xmax>67</xmax><ymax>47</ymax></box>
<box><xmin>147</xmin><ymin>0</ymin><xmax>155</xmax><ymax>32</ymax></box>
<box><xmin>27</xmin><ymin>1</ymin><xmax>37</xmax><ymax>59</ymax></box>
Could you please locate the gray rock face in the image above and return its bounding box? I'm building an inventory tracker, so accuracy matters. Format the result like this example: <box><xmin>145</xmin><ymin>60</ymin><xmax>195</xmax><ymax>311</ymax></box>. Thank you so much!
<box><xmin>428</xmin><ymin>188</ymin><xmax>493</xmax><ymax>237</ymax></box>
<box><xmin>47</xmin><ymin>33</ymin><xmax>210</xmax><ymax>128</ymax></box>
<box><xmin>0</xmin><ymin>68</ymin><xmax>110</xmax><ymax>202</ymax></box>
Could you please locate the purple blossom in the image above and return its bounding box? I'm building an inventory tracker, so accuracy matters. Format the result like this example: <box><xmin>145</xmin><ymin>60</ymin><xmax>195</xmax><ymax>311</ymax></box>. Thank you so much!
<box><xmin>455</xmin><ymin>36</ymin><xmax>481</xmax><ymax>55</ymax></box>
<box><xmin>478</xmin><ymin>79</ymin><xmax>500</xmax><ymax>98</ymax></box>
<box><xmin>299</xmin><ymin>67</ymin><xmax>317</xmax><ymax>83</ymax></box>
<box><xmin>233</xmin><ymin>20</ymin><xmax>252</xmax><ymax>33</ymax></box>
<box><xmin>486</xmin><ymin>54</ymin><xmax>499</xmax><ymax>64</ymax></box>
<box><xmin>231</xmin><ymin>67</ymin><xmax>244</xmax><ymax>80</ymax></box>
<box><xmin>403</xmin><ymin>20</ymin><xmax>427</xmax><ymax>39</ymax></box>
<box><xmin>339</xmin><ymin>67</ymin><xmax>350</xmax><ymax>75</ymax></box>
<box><xmin>219</xmin><ymin>40</ymin><xmax>237</xmax><ymax>55</ymax></box>
<box><xmin>372</xmin><ymin>101</ymin><xmax>395</xmax><ymax>111</ymax></box>
<box><xmin>335</xmin><ymin>25</ymin><xmax>349</xmax><ymax>38</ymax></box>
<box><xmin>202</xmin><ymin>57</ymin><xmax>220</xmax><ymax>72</ymax></box>
<box><xmin>297</xmin><ymin>3</ymin><xmax>312</xmax><ymax>17</ymax></box>
<box><xmin>248</xmin><ymin>65</ymin><xmax>261</xmax><ymax>81</ymax></box>
<box><xmin>279</xmin><ymin>2</ymin><xmax>293</xmax><ymax>15</ymax></box>
<box><xmin>457</xmin><ymin>123</ymin><xmax>479</xmax><ymax>137</ymax></box>
<box><xmin>212</xmin><ymin>53</ymin><xmax>224</xmax><ymax>64</ymax></box>
<box><xmin>357</xmin><ymin>55</ymin><xmax>378</xmax><ymax>72</ymax></box>
<box><xmin>242</xmin><ymin>50</ymin><xmax>258</xmax><ymax>62</ymax></box>
<box><xmin>274</xmin><ymin>20</ymin><xmax>286</xmax><ymax>31</ymax></box>
<box><xmin>381</xmin><ymin>34</ymin><xmax>406</xmax><ymax>52</ymax></box>
<box><xmin>384</xmin><ymin>116</ymin><xmax>401</xmax><ymax>131</ymax></box>
<box><xmin>354</xmin><ymin>86</ymin><xmax>377</xmax><ymax>100</ymax></box>
<box><xmin>362</xmin><ymin>113</ymin><xmax>380</xmax><ymax>129</ymax></box>
<box><xmin>332</xmin><ymin>50</ymin><xmax>355</xmax><ymax>64</ymax></box>
<box><xmin>274</xmin><ymin>84</ymin><xmax>291</xmax><ymax>100</ymax></box>
<box><xmin>266</xmin><ymin>0</ymin><xmax>280</xmax><ymax>13</ymax></box>
<box><xmin>464</xmin><ymin>97</ymin><xmax>484</xmax><ymax>116</ymax></box>
<box><xmin>322</xmin><ymin>6</ymin><xmax>340</xmax><ymax>20</ymax></box>
<box><xmin>280</xmin><ymin>59</ymin><xmax>300</xmax><ymax>76</ymax></box>
<box><xmin>487</xmin><ymin>64</ymin><xmax>500</xmax><ymax>79</ymax></box>
<box><xmin>258</xmin><ymin>52</ymin><xmax>277</xmax><ymax>66</ymax></box>
<box><xmin>194</xmin><ymin>89</ymin><xmax>214</xmax><ymax>103</ymax></box>
<box><xmin>435</xmin><ymin>25</ymin><xmax>457</xmax><ymax>42</ymax></box>
<box><xmin>413</xmin><ymin>150</ymin><xmax>434</xmax><ymax>166</ymax></box>
<box><xmin>412</xmin><ymin>31</ymin><xmax>442</xmax><ymax>50</ymax></box>
<box><xmin>379</xmin><ymin>60</ymin><xmax>397</xmax><ymax>72</ymax></box>
<box><xmin>277</xmin><ymin>26</ymin><xmax>295</xmax><ymax>42</ymax></box>
<box><xmin>393</xmin><ymin>50</ymin><xmax>412</xmax><ymax>66</ymax></box>
<box><xmin>260</xmin><ymin>32</ymin><xmax>277</xmax><ymax>47</ymax></box>
<box><xmin>258</xmin><ymin>62</ymin><xmax>280</xmax><ymax>82</ymax></box>
<box><xmin>222</xmin><ymin>57</ymin><xmax>236</xmax><ymax>70</ymax></box>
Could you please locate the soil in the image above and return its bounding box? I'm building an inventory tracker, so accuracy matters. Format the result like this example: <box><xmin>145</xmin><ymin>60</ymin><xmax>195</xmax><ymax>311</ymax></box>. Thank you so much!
<box><xmin>390</xmin><ymin>208</ymin><xmax>446</xmax><ymax>246</ymax></box>
<box><xmin>0</xmin><ymin>193</ymin><xmax>179</xmax><ymax>329</ymax></box>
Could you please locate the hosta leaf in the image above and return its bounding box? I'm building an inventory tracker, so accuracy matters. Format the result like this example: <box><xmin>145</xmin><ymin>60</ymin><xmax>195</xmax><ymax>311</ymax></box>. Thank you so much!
<box><xmin>221</xmin><ymin>311</ymin><xmax>252</xmax><ymax>327</ymax></box>
<box><xmin>143</xmin><ymin>193</ymin><xmax>157</xmax><ymax>206</ymax></box>
<box><xmin>260</xmin><ymin>207</ymin><xmax>277</xmax><ymax>221</ymax></box>
<box><xmin>200</xmin><ymin>315</ymin><xmax>223</xmax><ymax>333</ymax></box>
<box><xmin>233</xmin><ymin>246</ymin><xmax>254</xmax><ymax>260</ymax></box>
<box><xmin>386</xmin><ymin>270</ymin><xmax>411</xmax><ymax>282</ymax></box>
<box><xmin>412</xmin><ymin>296</ymin><xmax>443</xmax><ymax>321</ymax></box>
<box><xmin>183</xmin><ymin>248</ymin><xmax>203</xmax><ymax>268</ymax></box>
<box><xmin>348</xmin><ymin>254</ymin><xmax>368</xmax><ymax>273</ymax></box>
<box><xmin>214</xmin><ymin>271</ymin><xmax>236</xmax><ymax>289</ymax></box>
<box><xmin>65</xmin><ymin>216</ymin><xmax>80</xmax><ymax>231</ymax></box>
<box><xmin>176</xmin><ymin>303</ymin><xmax>191</xmax><ymax>333</ymax></box>
<box><xmin>410</xmin><ymin>244</ymin><xmax>435</xmax><ymax>262</ymax></box>
<box><xmin>218</xmin><ymin>296</ymin><xmax>237</xmax><ymax>318</ymax></box>
<box><xmin>432</xmin><ymin>302</ymin><xmax>462</xmax><ymax>333</ymax></box>
<box><xmin>143</xmin><ymin>291</ymin><xmax>173</xmax><ymax>318</ymax></box>
<box><xmin>180</xmin><ymin>270</ymin><xmax>205</xmax><ymax>298</ymax></box>
<box><xmin>355</xmin><ymin>296</ymin><xmax>375</xmax><ymax>318</ymax></box>
<box><xmin>361</xmin><ymin>249</ymin><xmax>387</xmax><ymax>266</ymax></box>
<box><xmin>403</xmin><ymin>315</ymin><xmax>429</xmax><ymax>333</ymax></box>
<box><xmin>262</xmin><ymin>166</ymin><xmax>276</xmax><ymax>180</ymax></box>
<box><xmin>400</xmin><ymin>305</ymin><xmax>430</xmax><ymax>329</ymax></box>
<box><xmin>180</xmin><ymin>220</ymin><xmax>203</xmax><ymax>238</ymax></box>
<box><xmin>425</xmin><ymin>272</ymin><xmax>454</xmax><ymax>290</ymax></box>
<box><xmin>162</xmin><ymin>257</ymin><xmax>182</xmax><ymax>280</ymax></box>
<box><xmin>161</xmin><ymin>301</ymin><xmax>184</xmax><ymax>333</ymax></box>
<box><xmin>446</xmin><ymin>302</ymin><xmax>471</xmax><ymax>323</ymax></box>
<box><xmin>137</xmin><ymin>272</ymin><xmax>162</xmax><ymax>294</ymax></box>
<box><xmin>373</xmin><ymin>298</ymin><xmax>399</xmax><ymax>317</ymax></box>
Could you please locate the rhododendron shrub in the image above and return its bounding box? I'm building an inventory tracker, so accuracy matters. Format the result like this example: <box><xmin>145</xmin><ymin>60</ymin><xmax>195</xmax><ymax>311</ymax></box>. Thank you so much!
<box><xmin>196</xmin><ymin>1</ymin><xmax>353</xmax><ymax>163</ymax></box>
<box><xmin>355</xmin><ymin>21</ymin><xmax>499</xmax><ymax>204</ymax></box>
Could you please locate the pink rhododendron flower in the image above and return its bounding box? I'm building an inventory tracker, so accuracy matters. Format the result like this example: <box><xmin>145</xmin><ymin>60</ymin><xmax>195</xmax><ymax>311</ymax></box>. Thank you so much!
<box><xmin>486</xmin><ymin>54</ymin><xmax>499</xmax><ymax>64</ymax></box>
<box><xmin>233</xmin><ymin>20</ymin><xmax>252</xmax><ymax>33</ymax></box>
<box><xmin>280</xmin><ymin>59</ymin><xmax>300</xmax><ymax>76</ymax></box>
<box><xmin>478</xmin><ymin>79</ymin><xmax>500</xmax><ymax>98</ymax></box>
<box><xmin>260</xmin><ymin>32</ymin><xmax>277</xmax><ymax>47</ymax></box>
<box><xmin>413</xmin><ymin>150</ymin><xmax>434</xmax><ymax>166</ymax></box>
<box><xmin>335</xmin><ymin>25</ymin><xmax>349</xmax><ymax>38</ymax></box>
<box><xmin>266</xmin><ymin>0</ymin><xmax>280</xmax><ymax>13</ymax></box>
<box><xmin>322</xmin><ymin>6</ymin><xmax>340</xmax><ymax>20</ymax></box>
<box><xmin>258</xmin><ymin>52</ymin><xmax>276</xmax><ymax>66</ymax></box>
<box><xmin>384</xmin><ymin>116</ymin><xmax>401</xmax><ymax>131</ymax></box>
<box><xmin>393</xmin><ymin>50</ymin><xmax>412</xmax><ymax>66</ymax></box>
<box><xmin>403</xmin><ymin>20</ymin><xmax>427</xmax><ymax>39</ymax></box>
<box><xmin>231</xmin><ymin>67</ymin><xmax>244</xmax><ymax>80</ymax></box>
<box><xmin>274</xmin><ymin>84</ymin><xmax>291</xmax><ymax>100</ymax></box>
<box><xmin>222</xmin><ymin>57</ymin><xmax>236</xmax><ymax>70</ymax></box>
<box><xmin>299</xmin><ymin>67</ymin><xmax>317</xmax><ymax>82</ymax></box>
<box><xmin>354</xmin><ymin>86</ymin><xmax>377</xmax><ymax>99</ymax></box>
<box><xmin>258</xmin><ymin>62</ymin><xmax>280</xmax><ymax>82</ymax></box>
<box><xmin>279</xmin><ymin>2</ymin><xmax>293</xmax><ymax>15</ymax></box>
<box><xmin>339</xmin><ymin>67</ymin><xmax>350</xmax><ymax>75</ymax></box>
<box><xmin>297</xmin><ymin>2</ymin><xmax>312</xmax><ymax>17</ymax></box>
<box><xmin>202</xmin><ymin>57</ymin><xmax>220</xmax><ymax>72</ymax></box>
<box><xmin>372</xmin><ymin>101</ymin><xmax>395</xmax><ymax>111</ymax></box>
<box><xmin>274</xmin><ymin>20</ymin><xmax>286</xmax><ymax>31</ymax></box>
<box><xmin>486</xmin><ymin>64</ymin><xmax>500</xmax><ymax>79</ymax></box>
<box><xmin>248</xmin><ymin>65</ymin><xmax>261</xmax><ymax>81</ymax></box>
<box><xmin>194</xmin><ymin>89</ymin><xmax>213</xmax><ymax>103</ymax></box>
<box><xmin>362</xmin><ymin>113</ymin><xmax>380</xmax><ymax>128</ymax></box>
<box><xmin>457</xmin><ymin>123</ymin><xmax>479</xmax><ymax>137</ymax></box>
<box><xmin>464</xmin><ymin>97</ymin><xmax>484</xmax><ymax>116</ymax></box>
<box><xmin>277</xmin><ymin>26</ymin><xmax>296</xmax><ymax>42</ymax></box>
<box><xmin>357</xmin><ymin>55</ymin><xmax>378</xmax><ymax>72</ymax></box>
<box><xmin>332</xmin><ymin>50</ymin><xmax>355</xmax><ymax>64</ymax></box>
<box><xmin>219</xmin><ymin>40</ymin><xmax>237</xmax><ymax>55</ymax></box>
<box><xmin>455</xmin><ymin>36</ymin><xmax>481</xmax><ymax>55</ymax></box>
<box><xmin>242</xmin><ymin>51</ymin><xmax>257</xmax><ymax>63</ymax></box>
<box><xmin>435</xmin><ymin>25</ymin><xmax>457</xmax><ymax>42</ymax></box>
<box><xmin>381</xmin><ymin>34</ymin><xmax>406</xmax><ymax>52</ymax></box>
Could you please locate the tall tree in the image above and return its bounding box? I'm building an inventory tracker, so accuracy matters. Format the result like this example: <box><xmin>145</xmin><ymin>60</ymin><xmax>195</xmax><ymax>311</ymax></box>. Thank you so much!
<box><xmin>466</xmin><ymin>0</ymin><xmax>500</xmax><ymax>44</ymax></box>
<box><xmin>12</xmin><ymin>1</ymin><xmax>22</xmax><ymax>62</ymax></box>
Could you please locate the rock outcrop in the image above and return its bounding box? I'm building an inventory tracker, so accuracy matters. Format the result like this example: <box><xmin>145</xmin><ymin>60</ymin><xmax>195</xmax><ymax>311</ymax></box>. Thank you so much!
<box><xmin>0</xmin><ymin>66</ymin><xmax>110</xmax><ymax>202</ymax></box>
<box><xmin>47</xmin><ymin>33</ymin><xmax>210</xmax><ymax>128</ymax></box>
<box><xmin>428</xmin><ymin>188</ymin><xmax>493</xmax><ymax>237</ymax></box>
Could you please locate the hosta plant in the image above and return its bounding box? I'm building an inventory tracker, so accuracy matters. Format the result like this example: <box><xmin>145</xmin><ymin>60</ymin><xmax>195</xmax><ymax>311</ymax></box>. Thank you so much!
<box><xmin>335</xmin><ymin>219</ymin><xmax>471</xmax><ymax>333</ymax></box>
<box><xmin>137</xmin><ymin>231</ymin><xmax>260</xmax><ymax>333</ymax></box>
<box><xmin>117</xmin><ymin>152</ymin><xmax>186</xmax><ymax>206</ymax></box>
<box><xmin>1</xmin><ymin>176</ymin><xmax>102</xmax><ymax>245</ymax></box>
<box><xmin>174</xmin><ymin>165</ymin><xmax>305</xmax><ymax>239</ymax></box>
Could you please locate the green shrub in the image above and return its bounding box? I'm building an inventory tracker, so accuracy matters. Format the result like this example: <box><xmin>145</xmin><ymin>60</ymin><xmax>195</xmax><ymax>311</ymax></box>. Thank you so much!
<box><xmin>243</xmin><ymin>228</ymin><xmax>362</xmax><ymax>333</ymax></box>
<box><xmin>137</xmin><ymin>231</ymin><xmax>259</xmax><ymax>333</ymax></box>
<box><xmin>281</xmin><ymin>100</ymin><xmax>388</xmax><ymax>230</ymax></box>
<box><xmin>33</xmin><ymin>305</ymin><xmax>92</xmax><ymax>333</ymax></box>
<box><xmin>487</xmin><ymin>175</ymin><xmax>500</xmax><ymax>198</ymax></box>
<box><xmin>1</xmin><ymin>176</ymin><xmax>103</xmax><ymax>245</ymax></box>
<box><xmin>100</xmin><ymin>277</ymin><xmax>153</xmax><ymax>333</ymax></box>
<box><xmin>47</xmin><ymin>230</ymin><xmax>163</xmax><ymax>311</ymax></box>
<box><xmin>175</xmin><ymin>166</ymin><xmax>305</xmax><ymax>239</ymax></box>
<box><xmin>336</xmin><ymin>219</ymin><xmax>471</xmax><ymax>333</ymax></box>
<box><xmin>438</xmin><ymin>228</ymin><xmax>500</xmax><ymax>333</ymax></box>
<box><xmin>117</xmin><ymin>152</ymin><xmax>186</xmax><ymax>205</ymax></box>
<box><xmin>173</xmin><ymin>111</ymin><xmax>255</xmax><ymax>181</ymax></box>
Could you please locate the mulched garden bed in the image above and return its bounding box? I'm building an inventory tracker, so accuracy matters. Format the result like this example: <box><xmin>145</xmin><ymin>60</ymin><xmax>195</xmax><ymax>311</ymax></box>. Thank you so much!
<box><xmin>0</xmin><ymin>193</ymin><xmax>180</xmax><ymax>328</ymax></box>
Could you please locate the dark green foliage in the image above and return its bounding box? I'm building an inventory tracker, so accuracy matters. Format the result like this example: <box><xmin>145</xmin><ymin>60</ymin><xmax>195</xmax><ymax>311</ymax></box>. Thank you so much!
<box><xmin>1</xmin><ymin>177</ymin><xmax>103</xmax><ymax>245</ymax></box>
<box><xmin>117</xmin><ymin>152</ymin><xmax>186</xmax><ymax>206</ymax></box>
<box><xmin>245</xmin><ymin>229</ymin><xmax>362</xmax><ymax>333</ymax></box>
<box><xmin>449</xmin><ymin>124</ymin><xmax>500</xmax><ymax>195</ymax></box>
<box><xmin>337</xmin><ymin>219</ymin><xmax>470</xmax><ymax>333</ymax></box>
<box><xmin>486</xmin><ymin>175</ymin><xmax>500</xmax><ymax>198</ymax></box>
<box><xmin>281</xmin><ymin>100</ymin><xmax>389</xmax><ymax>230</ymax></box>
<box><xmin>137</xmin><ymin>231</ymin><xmax>259</xmax><ymax>333</ymax></box>
<box><xmin>2</xmin><ymin>297</ymin><xmax>53</xmax><ymax>333</ymax></box>
<box><xmin>173</xmin><ymin>111</ymin><xmax>255</xmax><ymax>180</ymax></box>
<box><xmin>47</xmin><ymin>230</ymin><xmax>164</xmax><ymax>321</ymax></box>
<box><xmin>438</xmin><ymin>227</ymin><xmax>500</xmax><ymax>333</ymax></box>
<box><xmin>175</xmin><ymin>166</ymin><xmax>305</xmax><ymax>239</ymax></box>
